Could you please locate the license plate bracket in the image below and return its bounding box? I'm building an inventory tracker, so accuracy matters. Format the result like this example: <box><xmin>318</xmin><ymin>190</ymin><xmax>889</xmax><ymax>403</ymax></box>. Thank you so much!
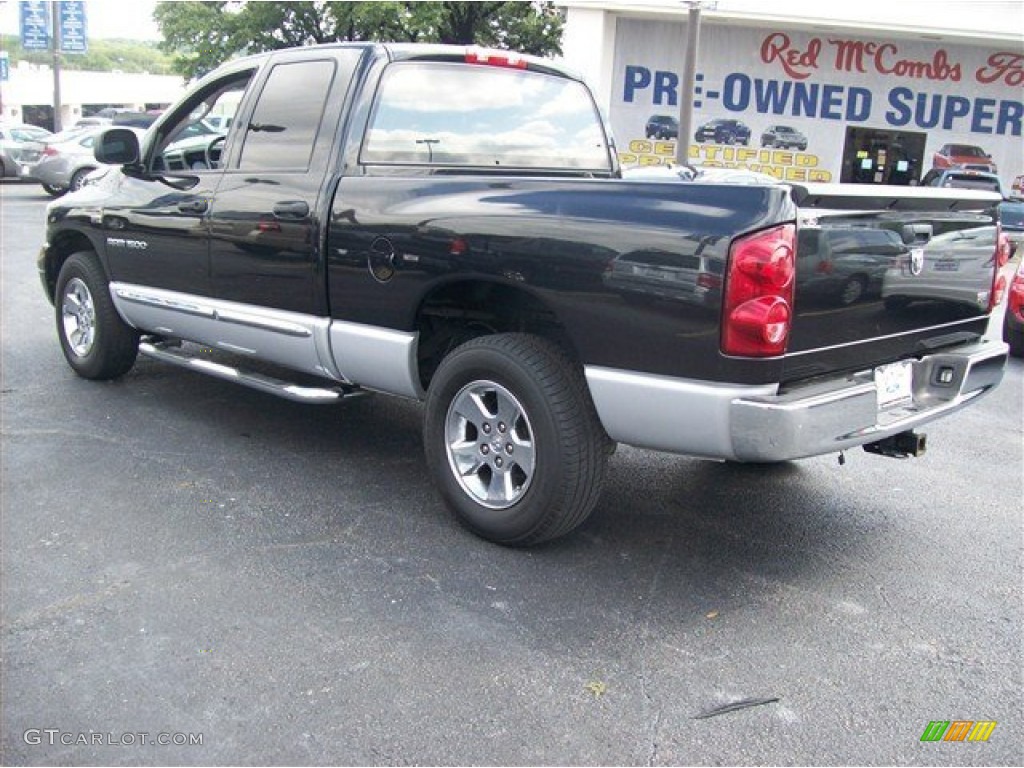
<box><xmin>875</xmin><ymin>360</ymin><xmax>914</xmax><ymax>411</ymax></box>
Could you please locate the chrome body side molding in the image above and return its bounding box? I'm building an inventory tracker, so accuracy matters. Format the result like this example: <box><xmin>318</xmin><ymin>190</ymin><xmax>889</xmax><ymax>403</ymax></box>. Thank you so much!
<box><xmin>111</xmin><ymin>283</ymin><xmax>339</xmax><ymax>380</ymax></box>
<box><xmin>109</xmin><ymin>283</ymin><xmax>423</xmax><ymax>399</ymax></box>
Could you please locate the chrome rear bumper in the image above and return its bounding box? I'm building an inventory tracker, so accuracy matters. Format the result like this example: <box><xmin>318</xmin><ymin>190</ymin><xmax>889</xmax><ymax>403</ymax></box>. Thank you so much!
<box><xmin>585</xmin><ymin>339</ymin><xmax>1008</xmax><ymax>462</ymax></box>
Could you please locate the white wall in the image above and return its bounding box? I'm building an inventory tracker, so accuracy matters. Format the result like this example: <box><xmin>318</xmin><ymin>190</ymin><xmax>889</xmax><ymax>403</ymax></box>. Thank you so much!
<box><xmin>0</xmin><ymin>60</ymin><xmax>186</xmax><ymax>123</ymax></box>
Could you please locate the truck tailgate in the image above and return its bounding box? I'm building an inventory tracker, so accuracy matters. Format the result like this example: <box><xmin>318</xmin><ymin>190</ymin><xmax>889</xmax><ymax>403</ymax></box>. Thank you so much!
<box><xmin>783</xmin><ymin>184</ymin><xmax>1004</xmax><ymax>384</ymax></box>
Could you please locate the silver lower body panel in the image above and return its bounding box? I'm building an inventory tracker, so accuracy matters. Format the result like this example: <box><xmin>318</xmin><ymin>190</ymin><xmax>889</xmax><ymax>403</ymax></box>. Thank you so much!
<box><xmin>586</xmin><ymin>339</ymin><xmax>1008</xmax><ymax>462</ymax></box>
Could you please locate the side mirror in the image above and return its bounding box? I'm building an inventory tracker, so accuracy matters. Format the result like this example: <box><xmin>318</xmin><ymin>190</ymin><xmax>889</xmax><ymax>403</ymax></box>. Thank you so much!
<box><xmin>94</xmin><ymin>128</ymin><xmax>141</xmax><ymax>165</ymax></box>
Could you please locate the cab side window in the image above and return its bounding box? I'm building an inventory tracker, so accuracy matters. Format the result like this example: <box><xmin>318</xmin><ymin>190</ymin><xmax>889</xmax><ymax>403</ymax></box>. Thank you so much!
<box><xmin>237</xmin><ymin>60</ymin><xmax>337</xmax><ymax>171</ymax></box>
<box><xmin>150</xmin><ymin>70</ymin><xmax>254</xmax><ymax>173</ymax></box>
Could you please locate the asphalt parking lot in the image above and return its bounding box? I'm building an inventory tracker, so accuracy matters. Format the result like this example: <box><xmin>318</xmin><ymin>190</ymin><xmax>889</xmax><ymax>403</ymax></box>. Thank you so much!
<box><xmin>2</xmin><ymin>180</ymin><xmax>1022</xmax><ymax>766</ymax></box>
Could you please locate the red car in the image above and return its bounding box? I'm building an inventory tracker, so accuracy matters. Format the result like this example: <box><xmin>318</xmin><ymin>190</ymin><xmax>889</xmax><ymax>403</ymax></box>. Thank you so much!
<box><xmin>1004</xmin><ymin>258</ymin><xmax>1024</xmax><ymax>358</ymax></box>
<box><xmin>932</xmin><ymin>143</ymin><xmax>997</xmax><ymax>173</ymax></box>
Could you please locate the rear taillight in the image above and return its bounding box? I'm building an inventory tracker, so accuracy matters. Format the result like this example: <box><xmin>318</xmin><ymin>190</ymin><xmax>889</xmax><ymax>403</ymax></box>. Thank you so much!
<box><xmin>722</xmin><ymin>223</ymin><xmax>796</xmax><ymax>357</ymax></box>
<box><xmin>1008</xmin><ymin>267</ymin><xmax>1024</xmax><ymax>317</ymax></box>
<box><xmin>996</xmin><ymin>229</ymin><xmax>1011</xmax><ymax>268</ymax></box>
<box><xmin>989</xmin><ymin>228</ymin><xmax>1011</xmax><ymax>310</ymax></box>
<box><xmin>991</xmin><ymin>275</ymin><xmax>1007</xmax><ymax>308</ymax></box>
<box><xmin>42</xmin><ymin>145</ymin><xmax>58</xmax><ymax>157</ymax></box>
<box><xmin>465</xmin><ymin>47</ymin><xmax>528</xmax><ymax>69</ymax></box>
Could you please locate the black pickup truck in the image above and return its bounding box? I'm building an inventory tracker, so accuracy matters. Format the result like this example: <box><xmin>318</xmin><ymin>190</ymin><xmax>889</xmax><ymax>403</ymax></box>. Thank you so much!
<box><xmin>38</xmin><ymin>43</ymin><xmax>1011</xmax><ymax>545</ymax></box>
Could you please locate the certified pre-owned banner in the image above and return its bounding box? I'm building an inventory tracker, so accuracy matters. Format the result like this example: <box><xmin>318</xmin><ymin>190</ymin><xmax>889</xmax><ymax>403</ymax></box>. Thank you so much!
<box><xmin>610</xmin><ymin>18</ymin><xmax>1023</xmax><ymax>186</ymax></box>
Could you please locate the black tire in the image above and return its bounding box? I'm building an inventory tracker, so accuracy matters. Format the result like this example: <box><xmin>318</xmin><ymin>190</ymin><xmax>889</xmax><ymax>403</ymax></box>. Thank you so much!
<box><xmin>42</xmin><ymin>183</ymin><xmax>65</xmax><ymax>197</ymax></box>
<box><xmin>55</xmin><ymin>251</ymin><xmax>139</xmax><ymax>379</ymax></box>
<box><xmin>69</xmin><ymin>167</ymin><xmax>94</xmax><ymax>192</ymax></box>
<box><xmin>838</xmin><ymin>275</ymin><xmax>867</xmax><ymax>306</ymax></box>
<box><xmin>423</xmin><ymin>333</ymin><xmax>609</xmax><ymax>546</ymax></box>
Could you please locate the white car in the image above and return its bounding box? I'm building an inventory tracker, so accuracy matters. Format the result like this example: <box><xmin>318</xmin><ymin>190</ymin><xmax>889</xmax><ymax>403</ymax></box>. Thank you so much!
<box><xmin>0</xmin><ymin>122</ymin><xmax>53</xmax><ymax>178</ymax></box>
<box><xmin>25</xmin><ymin>127</ymin><xmax>146</xmax><ymax>196</ymax></box>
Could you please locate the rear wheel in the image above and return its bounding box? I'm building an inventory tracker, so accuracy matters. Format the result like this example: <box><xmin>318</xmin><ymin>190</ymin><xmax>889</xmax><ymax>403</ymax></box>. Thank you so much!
<box><xmin>55</xmin><ymin>251</ymin><xmax>139</xmax><ymax>379</ymax></box>
<box><xmin>424</xmin><ymin>333</ymin><xmax>609</xmax><ymax>546</ymax></box>
<box><xmin>839</xmin><ymin>275</ymin><xmax>867</xmax><ymax>305</ymax></box>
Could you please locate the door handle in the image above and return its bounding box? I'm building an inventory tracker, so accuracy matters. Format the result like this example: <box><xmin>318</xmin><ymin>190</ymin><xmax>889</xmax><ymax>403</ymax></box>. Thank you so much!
<box><xmin>273</xmin><ymin>200</ymin><xmax>310</xmax><ymax>219</ymax></box>
<box><xmin>177</xmin><ymin>198</ymin><xmax>208</xmax><ymax>214</ymax></box>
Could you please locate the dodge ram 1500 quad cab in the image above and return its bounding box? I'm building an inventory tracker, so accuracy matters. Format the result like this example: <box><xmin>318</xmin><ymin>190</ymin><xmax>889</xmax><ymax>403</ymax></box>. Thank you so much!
<box><xmin>38</xmin><ymin>44</ymin><xmax>1010</xmax><ymax>545</ymax></box>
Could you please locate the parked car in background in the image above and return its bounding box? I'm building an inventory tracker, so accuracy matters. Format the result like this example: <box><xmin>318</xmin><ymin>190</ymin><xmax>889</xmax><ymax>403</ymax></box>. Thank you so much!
<box><xmin>694</xmin><ymin>118</ymin><xmax>750</xmax><ymax>145</ymax></box>
<box><xmin>1001</xmin><ymin>194</ymin><xmax>1024</xmax><ymax>247</ymax></box>
<box><xmin>760</xmin><ymin>124</ymin><xmax>808</xmax><ymax>150</ymax></box>
<box><xmin>798</xmin><ymin>227</ymin><xmax>905</xmax><ymax>306</ymax></box>
<box><xmin>920</xmin><ymin>168</ymin><xmax>1002</xmax><ymax>191</ymax></box>
<box><xmin>931</xmin><ymin>143</ymin><xmax>997</xmax><ymax>173</ymax></box>
<box><xmin>0</xmin><ymin>122</ymin><xmax>53</xmax><ymax>178</ymax></box>
<box><xmin>73</xmin><ymin>117</ymin><xmax>113</xmax><ymax>128</ymax></box>
<box><xmin>645</xmin><ymin>114</ymin><xmax>679</xmax><ymax>140</ymax></box>
<box><xmin>1004</xmin><ymin>260</ymin><xmax>1024</xmax><ymax>357</ymax></box>
<box><xmin>203</xmin><ymin>115</ymin><xmax>234</xmax><ymax>132</ymax></box>
<box><xmin>25</xmin><ymin>127</ymin><xmax>145</xmax><ymax>196</ymax></box>
<box><xmin>919</xmin><ymin>168</ymin><xmax>1024</xmax><ymax>246</ymax></box>
<box><xmin>112</xmin><ymin>111</ymin><xmax>161</xmax><ymax>129</ymax></box>
<box><xmin>882</xmin><ymin>225</ymin><xmax>1010</xmax><ymax>312</ymax></box>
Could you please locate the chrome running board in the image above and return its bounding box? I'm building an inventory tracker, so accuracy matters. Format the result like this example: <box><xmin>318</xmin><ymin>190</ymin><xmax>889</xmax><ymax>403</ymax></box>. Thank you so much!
<box><xmin>138</xmin><ymin>341</ymin><xmax>362</xmax><ymax>404</ymax></box>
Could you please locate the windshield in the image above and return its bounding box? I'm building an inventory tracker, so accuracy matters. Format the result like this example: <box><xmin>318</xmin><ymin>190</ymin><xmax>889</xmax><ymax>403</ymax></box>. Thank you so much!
<box><xmin>10</xmin><ymin>127</ymin><xmax>51</xmax><ymax>141</ymax></box>
<box><xmin>948</xmin><ymin>145</ymin><xmax>986</xmax><ymax>158</ymax></box>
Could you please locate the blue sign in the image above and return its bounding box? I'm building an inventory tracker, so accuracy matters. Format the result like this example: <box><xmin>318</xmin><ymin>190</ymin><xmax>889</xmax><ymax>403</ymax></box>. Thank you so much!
<box><xmin>19</xmin><ymin>1</ymin><xmax>50</xmax><ymax>51</ymax></box>
<box><xmin>59</xmin><ymin>1</ymin><xmax>88</xmax><ymax>54</ymax></box>
<box><xmin>0</xmin><ymin>53</ymin><xmax>9</xmax><ymax>83</ymax></box>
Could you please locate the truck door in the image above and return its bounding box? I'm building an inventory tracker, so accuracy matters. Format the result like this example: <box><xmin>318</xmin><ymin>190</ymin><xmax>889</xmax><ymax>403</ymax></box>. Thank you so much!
<box><xmin>101</xmin><ymin>70</ymin><xmax>255</xmax><ymax>296</ymax></box>
<box><xmin>206</xmin><ymin>51</ymin><xmax>362</xmax><ymax>316</ymax></box>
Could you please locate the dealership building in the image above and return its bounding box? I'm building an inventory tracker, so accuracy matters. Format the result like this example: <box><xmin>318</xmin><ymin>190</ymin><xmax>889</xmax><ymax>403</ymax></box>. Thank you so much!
<box><xmin>560</xmin><ymin>0</ymin><xmax>1023</xmax><ymax>189</ymax></box>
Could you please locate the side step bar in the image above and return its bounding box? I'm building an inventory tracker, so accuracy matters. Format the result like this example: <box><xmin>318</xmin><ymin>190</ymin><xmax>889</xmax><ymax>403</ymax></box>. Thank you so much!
<box><xmin>138</xmin><ymin>341</ymin><xmax>361</xmax><ymax>404</ymax></box>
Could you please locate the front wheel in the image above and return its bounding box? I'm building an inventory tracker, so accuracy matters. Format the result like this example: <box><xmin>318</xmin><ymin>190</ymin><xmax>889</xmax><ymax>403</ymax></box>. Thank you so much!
<box><xmin>423</xmin><ymin>334</ymin><xmax>609</xmax><ymax>546</ymax></box>
<box><xmin>55</xmin><ymin>251</ymin><xmax>139</xmax><ymax>379</ymax></box>
<box><xmin>42</xmin><ymin>183</ymin><xmax>65</xmax><ymax>197</ymax></box>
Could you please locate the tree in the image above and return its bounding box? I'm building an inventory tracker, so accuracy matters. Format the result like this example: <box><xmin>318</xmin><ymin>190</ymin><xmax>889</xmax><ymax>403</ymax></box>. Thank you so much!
<box><xmin>0</xmin><ymin>34</ymin><xmax>174</xmax><ymax>75</ymax></box>
<box><xmin>154</xmin><ymin>1</ymin><xmax>563</xmax><ymax>81</ymax></box>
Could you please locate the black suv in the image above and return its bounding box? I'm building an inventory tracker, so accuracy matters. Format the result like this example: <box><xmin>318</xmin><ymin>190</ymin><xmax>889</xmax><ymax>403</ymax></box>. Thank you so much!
<box><xmin>694</xmin><ymin>118</ymin><xmax>750</xmax><ymax>145</ymax></box>
<box><xmin>760</xmin><ymin>124</ymin><xmax>807</xmax><ymax>150</ymax></box>
<box><xmin>645</xmin><ymin>114</ymin><xmax>679</xmax><ymax>140</ymax></box>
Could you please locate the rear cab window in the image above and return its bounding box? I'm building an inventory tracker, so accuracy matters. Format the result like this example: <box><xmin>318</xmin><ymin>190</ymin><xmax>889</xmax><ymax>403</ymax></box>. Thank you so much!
<box><xmin>361</xmin><ymin>61</ymin><xmax>613</xmax><ymax>173</ymax></box>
